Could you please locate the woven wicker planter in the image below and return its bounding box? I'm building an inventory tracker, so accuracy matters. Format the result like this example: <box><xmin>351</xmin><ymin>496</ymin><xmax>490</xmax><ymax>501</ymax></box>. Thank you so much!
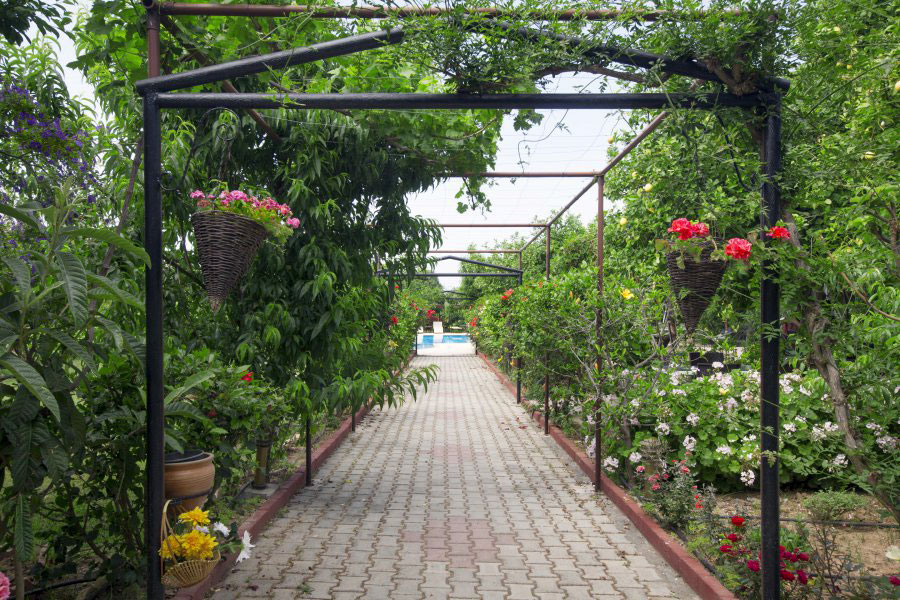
<box><xmin>666</xmin><ymin>244</ymin><xmax>726</xmax><ymax>333</ymax></box>
<box><xmin>191</xmin><ymin>211</ymin><xmax>268</xmax><ymax>311</ymax></box>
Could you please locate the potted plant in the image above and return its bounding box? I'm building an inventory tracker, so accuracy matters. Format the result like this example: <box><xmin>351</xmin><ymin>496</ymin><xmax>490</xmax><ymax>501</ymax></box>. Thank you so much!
<box><xmin>164</xmin><ymin>450</ymin><xmax>215</xmax><ymax>513</ymax></box>
<box><xmin>159</xmin><ymin>503</ymin><xmax>254</xmax><ymax>588</ymax></box>
<box><xmin>189</xmin><ymin>189</ymin><xmax>300</xmax><ymax>310</ymax></box>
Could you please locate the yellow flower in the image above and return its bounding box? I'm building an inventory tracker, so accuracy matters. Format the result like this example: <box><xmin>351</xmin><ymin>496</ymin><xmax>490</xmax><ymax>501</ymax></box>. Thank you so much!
<box><xmin>179</xmin><ymin>530</ymin><xmax>218</xmax><ymax>561</ymax></box>
<box><xmin>620</xmin><ymin>289</ymin><xmax>635</xmax><ymax>300</ymax></box>
<box><xmin>178</xmin><ymin>507</ymin><xmax>210</xmax><ymax>527</ymax></box>
<box><xmin>159</xmin><ymin>534</ymin><xmax>183</xmax><ymax>560</ymax></box>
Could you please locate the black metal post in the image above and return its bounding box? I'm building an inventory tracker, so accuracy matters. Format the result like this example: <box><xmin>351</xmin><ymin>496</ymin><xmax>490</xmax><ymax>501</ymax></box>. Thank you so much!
<box><xmin>143</xmin><ymin>92</ymin><xmax>164</xmax><ymax>600</ymax></box>
<box><xmin>305</xmin><ymin>414</ymin><xmax>312</xmax><ymax>486</ymax></box>
<box><xmin>760</xmin><ymin>96</ymin><xmax>782</xmax><ymax>600</ymax></box>
<box><xmin>544</xmin><ymin>225</ymin><xmax>551</xmax><ymax>435</ymax></box>
<box><xmin>595</xmin><ymin>177</ymin><xmax>604</xmax><ymax>491</ymax></box>
<box><xmin>517</xmin><ymin>256</ymin><xmax>522</xmax><ymax>404</ymax></box>
<box><xmin>351</xmin><ymin>409</ymin><xmax>355</xmax><ymax>433</ymax></box>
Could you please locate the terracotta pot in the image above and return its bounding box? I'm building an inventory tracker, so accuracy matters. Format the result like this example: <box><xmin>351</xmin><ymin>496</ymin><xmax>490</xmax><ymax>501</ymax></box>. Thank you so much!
<box><xmin>164</xmin><ymin>451</ymin><xmax>215</xmax><ymax>513</ymax></box>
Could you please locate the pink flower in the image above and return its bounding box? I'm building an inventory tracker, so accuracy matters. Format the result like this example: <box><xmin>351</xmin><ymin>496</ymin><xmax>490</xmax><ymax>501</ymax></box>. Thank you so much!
<box><xmin>0</xmin><ymin>570</ymin><xmax>9</xmax><ymax>600</ymax></box>
<box><xmin>286</xmin><ymin>217</ymin><xmax>300</xmax><ymax>229</ymax></box>
<box><xmin>636</xmin><ymin>465</ymin><xmax>645</xmax><ymax>473</ymax></box>
<box><xmin>651</xmin><ymin>483</ymin><xmax>661</xmax><ymax>491</ymax></box>
<box><xmin>690</xmin><ymin>222</ymin><xmax>709</xmax><ymax>237</ymax></box>
<box><xmin>190</xmin><ymin>190</ymin><xmax>205</xmax><ymax>199</ymax></box>
<box><xmin>767</xmin><ymin>225</ymin><xmax>790</xmax><ymax>240</ymax></box>
<box><xmin>725</xmin><ymin>238</ymin><xmax>751</xmax><ymax>261</ymax></box>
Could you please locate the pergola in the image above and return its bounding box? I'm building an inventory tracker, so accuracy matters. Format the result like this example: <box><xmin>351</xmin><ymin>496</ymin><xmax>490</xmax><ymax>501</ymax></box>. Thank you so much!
<box><xmin>138</xmin><ymin>3</ymin><xmax>788</xmax><ymax>598</ymax></box>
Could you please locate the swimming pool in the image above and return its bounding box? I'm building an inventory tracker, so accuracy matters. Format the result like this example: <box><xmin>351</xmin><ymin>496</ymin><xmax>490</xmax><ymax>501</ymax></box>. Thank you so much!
<box><xmin>415</xmin><ymin>333</ymin><xmax>475</xmax><ymax>356</ymax></box>
<box><xmin>419</xmin><ymin>334</ymin><xmax>470</xmax><ymax>347</ymax></box>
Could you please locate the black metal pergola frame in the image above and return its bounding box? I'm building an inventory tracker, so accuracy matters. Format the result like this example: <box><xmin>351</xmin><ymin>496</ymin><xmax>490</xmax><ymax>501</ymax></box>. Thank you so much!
<box><xmin>137</xmin><ymin>8</ymin><xmax>787</xmax><ymax>599</ymax></box>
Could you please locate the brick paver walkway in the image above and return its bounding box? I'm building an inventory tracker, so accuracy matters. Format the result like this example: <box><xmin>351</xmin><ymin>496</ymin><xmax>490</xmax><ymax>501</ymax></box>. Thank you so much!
<box><xmin>209</xmin><ymin>356</ymin><xmax>698</xmax><ymax>599</ymax></box>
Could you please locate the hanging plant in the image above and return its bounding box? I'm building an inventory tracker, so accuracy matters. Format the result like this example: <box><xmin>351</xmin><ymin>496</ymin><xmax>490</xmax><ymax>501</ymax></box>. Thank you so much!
<box><xmin>190</xmin><ymin>189</ymin><xmax>300</xmax><ymax>310</ymax></box>
<box><xmin>656</xmin><ymin>218</ymin><xmax>728</xmax><ymax>334</ymax></box>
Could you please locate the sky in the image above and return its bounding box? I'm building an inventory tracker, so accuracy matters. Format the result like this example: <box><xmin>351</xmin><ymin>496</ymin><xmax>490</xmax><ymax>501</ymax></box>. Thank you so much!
<box><xmin>50</xmin><ymin>4</ymin><xmax>640</xmax><ymax>288</ymax></box>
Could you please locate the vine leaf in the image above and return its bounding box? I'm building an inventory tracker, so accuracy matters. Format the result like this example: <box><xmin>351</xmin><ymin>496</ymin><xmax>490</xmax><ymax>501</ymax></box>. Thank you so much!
<box><xmin>56</xmin><ymin>251</ymin><xmax>89</xmax><ymax>323</ymax></box>
<box><xmin>0</xmin><ymin>353</ymin><xmax>60</xmax><ymax>422</ymax></box>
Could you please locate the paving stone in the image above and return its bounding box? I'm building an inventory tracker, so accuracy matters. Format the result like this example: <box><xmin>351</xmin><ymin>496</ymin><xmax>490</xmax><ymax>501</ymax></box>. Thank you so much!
<box><xmin>207</xmin><ymin>357</ymin><xmax>699</xmax><ymax>600</ymax></box>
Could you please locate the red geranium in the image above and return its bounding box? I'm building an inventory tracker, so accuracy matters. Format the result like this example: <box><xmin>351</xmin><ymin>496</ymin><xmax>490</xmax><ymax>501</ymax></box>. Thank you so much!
<box><xmin>725</xmin><ymin>533</ymin><xmax>741</xmax><ymax>543</ymax></box>
<box><xmin>719</xmin><ymin>544</ymin><xmax>733</xmax><ymax>554</ymax></box>
<box><xmin>241</xmin><ymin>371</ymin><xmax>253</xmax><ymax>382</ymax></box>
<box><xmin>746</xmin><ymin>560</ymin><xmax>760</xmax><ymax>572</ymax></box>
<box><xmin>691</xmin><ymin>222</ymin><xmax>710</xmax><ymax>237</ymax></box>
<box><xmin>725</xmin><ymin>238</ymin><xmax>751</xmax><ymax>261</ymax></box>
<box><xmin>668</xmin><ymin>218</ymin><xmax>694</xmax><ymax>240</ymax></box>
<box><xmin>796</xmin><ymin>552</ymin><xmax>809</xmax><ymax>562</ymax></box>
<box><xmin>767</xmin><ymin>225</ymin><xmax>790</xmax><ymax>240</ymax></box>
<box><xmin>731</xmin><ymin>516</ymin><xmax>746</xmax><ymax>527</ymax></box>
<box><xmin>780</xmin><ymin>569</ymin><xmax>795</xmax><ymax>582</ymax></box>
<box><xmin>391</xmin><ymin>316</ymin><xmax>398</xmax><ymax>325</ymax></box>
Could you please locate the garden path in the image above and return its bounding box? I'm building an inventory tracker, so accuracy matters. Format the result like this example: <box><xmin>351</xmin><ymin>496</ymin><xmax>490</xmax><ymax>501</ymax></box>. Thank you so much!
<box><xmin>208</xmin><ymin>356</ymin><xmax>698</xmax><ymax>599</ymax></box>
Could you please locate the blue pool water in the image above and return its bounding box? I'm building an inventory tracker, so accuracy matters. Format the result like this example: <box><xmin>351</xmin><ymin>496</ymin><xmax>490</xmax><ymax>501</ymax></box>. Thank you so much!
<box><xmin>419</xmin><ymin>334</ymin><xmax>471</xmax><ymax>347</ymax></box>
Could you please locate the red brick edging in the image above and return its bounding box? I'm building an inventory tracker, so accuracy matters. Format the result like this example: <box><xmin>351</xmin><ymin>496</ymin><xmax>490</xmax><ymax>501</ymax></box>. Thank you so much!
<box><xmin>478</xmin><ymin>352</ymin><xmax>737</xmax><ymax>600</ymax></box>
<box><xmin>171</xmin><ymin>404</ymin><xmax>370</xmax><ymax>600</ymax></box>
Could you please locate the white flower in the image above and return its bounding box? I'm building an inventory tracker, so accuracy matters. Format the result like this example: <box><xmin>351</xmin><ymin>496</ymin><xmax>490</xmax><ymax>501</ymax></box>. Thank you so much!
<box><xmin>741</xmin><ymin>389</ymin><xmax>755</xmax><ymax>403</ymax></box>
<box><xmin>686</xmin><ymin>413</ymin><xmax>700</xmax><ymax>427</ymax></box>
<box><xmin>783</xmin><ymin>422</ymin><xmax>797</xmax><ymax>433</ymax></box>
<box><xmin>866</xmin><ymin>422</ymin><xmax>883</xmax><ymax>434</ymax></box>
<box><xmin>630</xmin><ymin>398</ymin><xmax>640</xmax><ymax>408</ymax></box>
<box><xmin>712</xmin><ymin>361</ymin><xmax>724</xmax><ymax>370</ymax></box>
<box><xmin>810</xmin><ymin>426</ymin><xmax>826</xmax><ymax>441</ymax></box>
<box><xmin>716</xmin><ymin>445</ymin><xmax>733</xmax><ymax>456</ymax></box>
<box><xmin>236</xmin><ymin>531</ymin><xmax>255</xmax><ymax>563</ymax></box>
<box><xmin>629</xmin><ymin>452</ymin><xmax>642</xmax><ymax>463</ymax></box>
<box><xmin>876</xmin><ymin>435</ymin><xmax>897</xmax><ymax>451</ymax></box>
<box><xmin>683</xmin><ymin>435</ymin><xmax>697</xmax><ymax>451</ymax></box>
<box><xmin>213</xmin><ymin>522</ymin><xmax>230</xmax><ymax>536</ymax></box>
<box><xmin>194</xmin><ymin>525</ymin><xmax>210</xmax><ymax>534</ymax></box>
<box><xmin>671</xmin><ymin>388</ymin><xmax>687</xmax><ymax>396</ymax></box>
<box><xmin>690</xmin><ymin>366</ymin><xmax>700</xmax><ymax>373</ymax></box>
<box><xmin>724</xmin><ymin>398</ymin><xmax>739</xmax><ymax>411</ymax></box>
<box><xmin>629</xmin><ymin>417</ymin><xmax>640</xmax><ymax>426</ymax></box>
<box><xmin>585</xmin><ymin>436</ymin><xmax>596</xmax><ymax>458</ymax></box>
<box><xmin>740</xmin><ymin>470</ymin><xmax>755</xmax><ymax>486</ymax></box>
<box><xmin>830</xmin><ymin>454</ymin><xmax>849</xmax><ymax>471</ymax></box>
<box><xmin>658</xmin><ymin>389</ymin><xmax>667</xmax><ymax>396</ymax></box>
<box><xmin>602</xmin><ymin>456</ymin><xmax>620</xmax><ymax>473</ymax></box>
<box><xmin>743</xmin><ymin>434</ymin><xmax>757</xmax><ymax>442</ymax></box>
<box><xmin>799</xmin><ymin>386</ymin><xmax>812</xmax><ymax>396</ymax></box>
<box><xmin>656</xmin><ymin>422</ymin><xmax>670</xmax><ymax>435</ymax></box>
<box><xmin>824</xmin><ymin>421</ymin><xmax>839</xmax><ymax>433</ymax></box>
<box><xmin>796</xmin><ymin>415</ymin><xmax>807</xmax><ymax>423</ymax></box>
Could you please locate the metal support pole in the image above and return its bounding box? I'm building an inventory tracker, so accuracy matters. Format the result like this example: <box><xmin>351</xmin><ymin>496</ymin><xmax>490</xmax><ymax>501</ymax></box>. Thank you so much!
<box><xmin>143</xmin><ymin>92</ymin><xmax>164</xmax><ymax>600</ymax></box>
<box><xmin>517</xmin><ymin>270</ymin><xmax>523</xmax><ymax>404</ymax></box>
<box><xmin>146</xmin><ymin>2</ymin><xmax>161</xmax><ymax>78</ymax></box>
<box><xmin>305</xmin><ymin>414</ymin><xmax>312</xmax><ymax>486</ymax></box>
<box><xmin>594</xmin><ymin>177</ymin><xmax>605</xmax><ymax>491</ymax></box>
<box><xmin>544</xmin><ymin>226</ymin><xmax>551</xmax><ymax>435</ymax></box>
<box><xmin>760</xmin><ymin>96</ymin><xmax>782</xmax><ymax>600</ymax></box>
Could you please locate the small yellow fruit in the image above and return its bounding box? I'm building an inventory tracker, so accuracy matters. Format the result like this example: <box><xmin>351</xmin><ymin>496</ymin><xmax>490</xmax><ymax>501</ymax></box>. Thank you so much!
<box><xmin>846</xmin><ymin>64</ymin><xmax>852</xmax><ymax>69</ymax></box>
<box><xmin>643</xmin><ymin>183</ymin><xmax>653</xmax><ymax>193</ymax></box>
<box><xmin>894</xmin><ymin>80</ymin><xmax>900</xmax><ymax>92</ymax></box>
<box><xmin>863</xmin><ymin>152</ymin><xmax>876</xmax><ymax>159</ymax></box>
<box><xmin>631</xmin><ymin>170</ymin><xmax>638</xmax><ymax>179</ymax></box>
<box><xmin>608</xmin><ymin>136</ymin><xmax>615</xmax><ymax>144</ymax></box>
<box><xmin>833</xmin><ymin>26</ymin><xmax>841</xmax><ymax>33</ymax></box>
<box><xmin>619</xmin><ymin>216</ymin><xmax>628</xmax><ymax>226</ymax></box>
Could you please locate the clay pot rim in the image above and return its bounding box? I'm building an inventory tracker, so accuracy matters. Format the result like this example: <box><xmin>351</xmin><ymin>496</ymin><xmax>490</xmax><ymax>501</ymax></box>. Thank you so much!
<box><xmin>165</xmin><ymin>450</ymin><xmax>214</xmax><ymax>465</ymax></box>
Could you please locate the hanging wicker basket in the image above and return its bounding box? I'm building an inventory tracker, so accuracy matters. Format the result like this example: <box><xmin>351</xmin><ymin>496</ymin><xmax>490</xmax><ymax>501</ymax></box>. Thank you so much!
<box><xmin>160</xmin><ymin>500</ymin><xmax>221</xmax><ymax>588</ymax></box>
<box><xmin>191</xmin><ymin>211</ymin><xmax>268</xmax><ymax>311</ymax></box>
<box><xmin>666</xmin><ymin>243</ymin><xmax>727</xmax><ymax>333</ymax></box>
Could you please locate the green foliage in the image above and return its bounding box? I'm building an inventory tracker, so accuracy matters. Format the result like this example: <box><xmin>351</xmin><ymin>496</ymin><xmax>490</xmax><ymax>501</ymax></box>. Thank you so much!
<box><xmin>802</xmin><ymin>491</ymin><xmax>866</xmax><ymax>522</ymax></box>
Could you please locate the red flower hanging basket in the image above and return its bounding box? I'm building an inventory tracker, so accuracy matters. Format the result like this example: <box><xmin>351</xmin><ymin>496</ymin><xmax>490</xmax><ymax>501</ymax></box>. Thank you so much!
<box><xmin>666</xmin><ymin>242</ymin><xmax>726</xmax><ymax>333</ymax></box>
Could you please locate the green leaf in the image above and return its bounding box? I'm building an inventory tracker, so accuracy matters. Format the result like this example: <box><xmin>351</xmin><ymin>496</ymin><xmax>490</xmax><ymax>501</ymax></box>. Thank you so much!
<box><xmin>0</xmin><ymin>203</ymin><xmax>41</xmax><ymax>230</ymax></box>
<box><xmin>42</xmin><ymin>330</ymin><xmax>97</xmax><ymax>371</ymax></box>
<box><xmin>15</xmin><ymin>495</ymin><xmax>34</xmax><ymax>561</ymax></box>
<box><xmin>87</xmin><ymin>273</ymin><xmax>144</xmax><ymax>310</ymax></box>
<box><xmin>2</xmin><ymin>256</ymin><xmax>33</xmax><ymax>302</ymax></box>
<box><xmin>60</xmin><ymin>227</ymin><xmax>151</xmax><ymax>266</ymax></box>
<box><xmin>55</xmin><ymin>251</ymin><xmax>89</xmax><ymax>323</ymax></box>
<box><xmin>164</xmin><ymin>370</ymin><xmax>216</xmax><ymax>405</ymax></box>
<box><xmin>0</xmin><ymin>354</ymin><xmax>61</xmax><ymax>422</ymax></box>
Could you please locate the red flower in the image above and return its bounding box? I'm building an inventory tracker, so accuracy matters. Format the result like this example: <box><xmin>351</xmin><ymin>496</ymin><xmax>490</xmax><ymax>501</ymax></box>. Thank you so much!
<box><xmin>681</xmin><ymin>466</ymin><xmax>690</xmax><ymax>474</ymax></box>
<box><xmin>391</xmin><ymin>316</ymin><xmax>398</xmax><ymax>325</ymax></box>
<box><xmin>690</xmin><ymin>222</ymin><xmax>710</xmax><ymax>237</ymax></box>
<box><xmin>780</xmin><ymin>569</ymin><xmax>795</xmax><ymax>582</ymax></box>
<box><xmin>719</xmin><ymin>544</ymin><xmax>733</xmax><ymax>554</ymax></box>
<box><xmin>767</xmin><ymin>225</ymin><xmax>790</xmax><ymax>240</ymax></box>
<box><xmin>890</xmin><ymin>576</ymin><xmax>900</xmax><ymax>586</ymax></box>
<box><xmin>241</xmin><ymin>372</ymin><xmax>253</xmax><ymax>382</ymax></box>
<box><xmin>746</xmin><ymin>560</ymin><xmax>760</xmax><ymax>572</ymax></box>
<box><xmin>731</xmin><ymin>516</ymin><xmax>746</xmax><ymax>527</ymax></box>
<box><xmin>695</xmin><ymin>503</ymin><xmax>703</xmax><ymax>509</ymax></box>
<box><xmin>668</xmin><ymin>218</ymin><xmax>694</xmax><ymax>240</ymax></box>
<box><xmin>207</xmin><ymin>409</ymin><xmax>217</xmax><ymax>418</ymax></box>
<box><xmin>796</xmin><ymin>552</ymin><xmax>809</xmax><ymax>562</ymax></box>
<box><xmin>726</xmin><ymin>533</ymin><xmax>741</xmax><ymax>543</ymax></box>
<box><xmin>725</xmin><ymin>238</ymin><xmax>751</xmax><ymax>261</ymax></box>
<box><xmin>797</xmin><ymin>569</ymin><xmax>809</xmax><ymax>585</ymax></box>
<box><xmin>651</xmin><ymin>483</ymin><xmax>661</xmax><ymax>491</ymax></box>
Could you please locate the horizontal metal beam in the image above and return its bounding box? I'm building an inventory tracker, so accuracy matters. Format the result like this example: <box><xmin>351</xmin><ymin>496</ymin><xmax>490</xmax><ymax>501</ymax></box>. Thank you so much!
<box><xmin>444</xmin><ymin>171</ymin><xmax>602</xmax><ymax>178</ymax></box>
<box><xmin>159</xmin><ymin>3</ymin><xmax>746</xmax><ymax>21</ymax></box>
<box><xmin>434</xmin><ymin>255</ymin><xmax>522</xmax><ymax>273</ymax></box>
<box><xmin>412</xmin><ymin>272</ymin><xmax>521</xmax><ymax>278</ymax></box>
<box><xmin>153</xmin><ymin>92</ymin><xmax>768</xmax><ymax>110</ymax></box>
<box><xmin>437</xmin><ymin>223</ymin><xmax>546</xmax><ymax>228</ymax></box>
<box><xmin>427</xmin><ymin>250</ymin><xmax>521</xmax><ymax>254</ymax></box>
<box><xmin>136</xmin><ymin>28</ymin><xmax>404</xmax><ymax>93</ymax></box>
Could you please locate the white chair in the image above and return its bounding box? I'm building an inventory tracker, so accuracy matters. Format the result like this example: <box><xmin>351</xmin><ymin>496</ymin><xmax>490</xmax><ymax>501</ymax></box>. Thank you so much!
<box><xmin>433</xmin><ymin>321</ymin><xmax>444</xmax><ymax>334</ymax></box>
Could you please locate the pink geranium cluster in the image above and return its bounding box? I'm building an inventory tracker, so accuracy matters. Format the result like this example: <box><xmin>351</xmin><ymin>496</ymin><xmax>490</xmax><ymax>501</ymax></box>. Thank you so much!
<box><xmin>191</xmin><ymin>189</ymin><xmax>300</xmax><ymax>244</ymax></box>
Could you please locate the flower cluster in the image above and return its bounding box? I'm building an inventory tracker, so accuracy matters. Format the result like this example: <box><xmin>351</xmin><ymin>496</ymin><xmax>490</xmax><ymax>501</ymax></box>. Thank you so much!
<box><xmin>724</xmin><ymin>238</ymin><xmax>752</xmax><ymax>261</ymax></box>
<box><xmin>159</xmin><ymin>507</ymin><xmax>251</xmax><ymax>565</ymax></box>
<box><xmin>718</xmin><ymin>516</ymin><xmax>813</xmax><ymax>587</ymax></box>
<box><xmin>667</xmin><ymin>218</ymin><xmax>710</xmax><ymax>240</ymax></box>
<box><xmin>0</xmin><ymin>570</ymin><xmax>8</xmax><ymax>600</ymax></box>
<box><xmin>191</xmin><ymin>189</ymin><xmax>300</xmax><ymax>244</ymax></box>
<box><xmin>500</xmin><ymin>288</ymin><xmax>514</xmax><ymax>301</ymax></box>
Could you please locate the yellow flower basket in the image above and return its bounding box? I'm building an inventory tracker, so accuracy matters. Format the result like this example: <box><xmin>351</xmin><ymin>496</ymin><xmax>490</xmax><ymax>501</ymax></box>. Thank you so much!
<box><xmin>160</xmin><ymin>500</ymin><xmax>221</xmax><ymax>588</ymax></box>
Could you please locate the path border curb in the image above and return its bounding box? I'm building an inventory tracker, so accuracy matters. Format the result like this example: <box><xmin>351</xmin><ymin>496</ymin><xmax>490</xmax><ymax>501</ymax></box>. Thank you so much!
<box><xmin>478</xmin><ymin>352</ymin><xmax>737</xmax><ymax>600</ymax></box>
<box><xmin>171</xmin><ymin>404</ymin><xmax>370</xmax><ymax>600</ymax></box>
